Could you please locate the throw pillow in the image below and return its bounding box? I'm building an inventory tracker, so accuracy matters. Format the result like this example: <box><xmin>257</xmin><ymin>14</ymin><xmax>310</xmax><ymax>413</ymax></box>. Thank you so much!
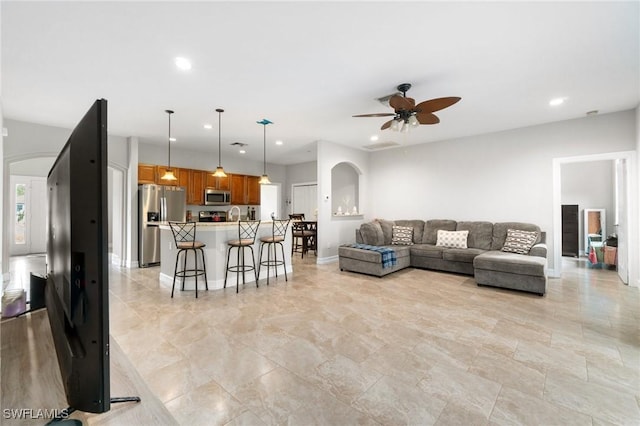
<box><xmin>502</xmin><ymin>229</ymin><xmax>539</xmax><ymax>255</ymax></box>
<box><xmin>436</xmin><ymin>230</ymin><xmax>469</xmax><ymax>249</ymax></box>
<box><xmin>391</xmin><ymin>225</ymin><xmax>414</xmax><ymax>245</ymax></box>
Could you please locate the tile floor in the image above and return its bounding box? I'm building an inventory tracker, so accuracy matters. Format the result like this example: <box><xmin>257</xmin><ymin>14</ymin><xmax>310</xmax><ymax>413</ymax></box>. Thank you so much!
<box><xmin>6</xmin><ymin>254</ymin><xmax>640</xmax><ymax>425</ymax></box>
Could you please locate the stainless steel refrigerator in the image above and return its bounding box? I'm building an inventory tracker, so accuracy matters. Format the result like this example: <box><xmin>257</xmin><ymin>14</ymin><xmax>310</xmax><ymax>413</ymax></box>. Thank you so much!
<box><xmin>138</xmin><ymin>184</ymin><xmax>186</xmax><ymax>267</ymax></box>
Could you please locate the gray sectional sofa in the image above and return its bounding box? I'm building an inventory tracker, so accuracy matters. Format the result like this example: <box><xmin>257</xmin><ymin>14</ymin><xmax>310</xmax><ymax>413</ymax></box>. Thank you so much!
<box><xmin>338</xmin><ymin>219</ymin><xmax>547</xmax><ymax>295</ymax></box>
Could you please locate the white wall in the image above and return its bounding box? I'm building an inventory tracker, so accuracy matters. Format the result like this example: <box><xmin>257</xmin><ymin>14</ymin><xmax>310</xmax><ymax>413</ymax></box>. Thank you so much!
<box><xmin>331</xmin><ymin>162</ymin><xmax>359</xmax><ymax>214</ymax></box>
<box><xmin>368</xmin><ymin>109</ymin><xmax>637</xmax><ymax>273</ymax></box>
<box><xmin>561</xmin><ymin>160</ymin><xmax>615</xmax><ymax>254</ymax></box>
<box><xmin>317</xmin><ymin>141</ymin><xmax>369</xmax><ymax>262</ymax></box>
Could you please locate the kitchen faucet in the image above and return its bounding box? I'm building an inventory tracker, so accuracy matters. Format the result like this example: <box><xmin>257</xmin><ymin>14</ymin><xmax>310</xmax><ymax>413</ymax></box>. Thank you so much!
<box><xmin>228</xmin><ymin>205</ymin><xmax>241</xmax><ymax>222</ymax></box>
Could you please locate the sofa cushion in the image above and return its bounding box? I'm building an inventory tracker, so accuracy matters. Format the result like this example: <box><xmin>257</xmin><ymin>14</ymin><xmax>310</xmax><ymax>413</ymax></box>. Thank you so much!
<box><xmin>491</xmin><ymin>222</ymin><xmax>541</xmax><ymax>250</ymax></box>
<box><xmin>456</xmin><ymin>221</ymin><xmax>493</xmax><ymax>250</ymax></box>
<box><xmin>395</xmin><ymin>220</ymin><xmax>425</xmax><ymax>244</ymax></box>
<box><xmin>502</xmin><ymin>229</ymin><xmax>539</xmax><ymax>255</ymax></box>
<box><xmin>410</xmin><ymin>244</ymin><xmax>445</xmax><ymax>259</ymax></box>
<box><xmin>443</xmin><ymin>248</ymin><xmax>486</xmax><ymax>263</ymax></box>
<box><xmin>375</xmin><ymin>219</ymin><xmax>395</xmax><ymax>245</ymax></box>
<box><xmin>436</xmin><ymin>230</ymin><xmax>469</xmax><ymax>248</ymax></box>
<box><xmin>360</xmin><ymin>222</ymin><xmax>384</xmax><ymax>246</ymax></box>
<box><xmin>391</xmin><ymin>225</ymin><xmax>414</xmax><ymax>245</ymax></box>
<box><xmin>474</xmin><ymin>251</ymin><xmax>546</xmax><ymax>276</ymax></box>
<box><xmin>422</xmin><ymin>219</ymin><xmax>457</xmax><ymax>244</ymax></box>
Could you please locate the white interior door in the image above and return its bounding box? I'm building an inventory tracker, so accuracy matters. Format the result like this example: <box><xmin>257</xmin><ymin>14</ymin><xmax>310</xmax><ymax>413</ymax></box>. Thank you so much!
<box><xmin>615</xmin><ymin>159</ymin><xmax>628</xmax><ymax>284</ymax></box>
<box><xmin>292</xmin><ymin>184</ymin><xmax>317</xmax><ymax>220</ymax></box>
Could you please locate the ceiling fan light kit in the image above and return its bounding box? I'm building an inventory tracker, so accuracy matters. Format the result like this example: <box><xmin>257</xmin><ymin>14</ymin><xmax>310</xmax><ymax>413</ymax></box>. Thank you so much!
<box><xmin>354</xmin><ymin>83</ymin><xmax>461</xmax><ymax>132</ymax></box>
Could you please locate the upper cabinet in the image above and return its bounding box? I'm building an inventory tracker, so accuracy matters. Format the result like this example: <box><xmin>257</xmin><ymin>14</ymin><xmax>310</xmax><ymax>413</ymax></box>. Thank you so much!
<box><xmin>138</xmin><ymin>163</ymin><xmax>258</xmax><ymax>205</ymax></box>
<box><xmin>246</xmin><ymin>175</ymin><xmax>261</xmax><ymax>205</ymax></box>
<box><xmin>138</xmin><ymin>164</ymin><xmax>156</xmax><ymax>184</ymax></box>
<box><xmin>205</xmin><ymin>173</ymin><xmax>230</xmax><ymax>191</ymax></box>
<box><xmin>189</xmin><ymin>170</ymin><xmax>205</xmax><ymax>205</ymax></box>
<box><xmin>230</xmin><ymin>174</ymin><xmax>261</xmax><ymax>205</ymax></box>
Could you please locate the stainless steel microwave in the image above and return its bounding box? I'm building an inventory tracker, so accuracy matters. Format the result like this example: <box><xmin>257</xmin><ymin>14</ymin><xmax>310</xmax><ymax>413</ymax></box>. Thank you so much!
<box><xmin>204</xmin><ymin>189</ymin><xmax>231</xmax><ymax>205</ymax></box>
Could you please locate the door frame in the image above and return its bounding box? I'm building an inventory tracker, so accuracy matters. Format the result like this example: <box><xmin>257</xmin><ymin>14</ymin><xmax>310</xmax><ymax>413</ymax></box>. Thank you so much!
<box><xmin>8</xmin><ymin>175</ymin><xmax>47</xmax><ymax>255</ymax></box>
<box><xmin>552</xmin><ymin>150</ymin><xmax>636</xmax><ymax>286</ymax></box>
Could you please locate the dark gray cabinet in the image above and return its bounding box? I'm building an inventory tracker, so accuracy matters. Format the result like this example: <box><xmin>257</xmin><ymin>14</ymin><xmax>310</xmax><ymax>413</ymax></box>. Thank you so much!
<box><xmin>562</xmin><ymin>204</ymin><xmax>579</xmax><ymax>257</ymax></box>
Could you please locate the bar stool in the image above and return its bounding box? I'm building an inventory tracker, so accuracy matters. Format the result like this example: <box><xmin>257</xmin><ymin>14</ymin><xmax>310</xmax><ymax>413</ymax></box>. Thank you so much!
<box><xmin>258</xmin><ymin>219</ymin><xmax>290</xmax><ymax>285</ymax></box>
<box><xmin>224</xmin><ymin>220</ymin><xmax>261</xmax><ymax>293</ymax></box>
<box><xmin>289</xmin><ymin>214</ymin><xmax>305</xmax><ymax>256</ymax></box>
<box><xmin>168</xmin><ymin>222</ymin><xmax>208</xmax><ymax>298</ymax></box>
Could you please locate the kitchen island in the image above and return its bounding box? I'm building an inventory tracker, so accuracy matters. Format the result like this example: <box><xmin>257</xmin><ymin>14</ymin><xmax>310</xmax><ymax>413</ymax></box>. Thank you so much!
<box><xmin>158</xmin><ymin>221</ymin><xmax>293</xmax><ymax>292</ymax></box>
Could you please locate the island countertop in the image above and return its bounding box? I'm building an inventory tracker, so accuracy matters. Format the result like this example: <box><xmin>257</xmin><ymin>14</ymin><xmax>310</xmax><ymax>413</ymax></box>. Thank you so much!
<box><xmin>158</xmin><ymin>221</ymin><xmax>292</xmax><ymax>293</ymax></box>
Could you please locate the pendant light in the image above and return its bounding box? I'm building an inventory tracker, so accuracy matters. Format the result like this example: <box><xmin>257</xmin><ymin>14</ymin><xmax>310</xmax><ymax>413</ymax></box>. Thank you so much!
<box><xmin>257</xmin><ymin>118</ymin><xmax>272</xmax><ymax>185</ymax></box>
<box><xmin>161</xmin><ymin>109</ymin><xmax>177</xmax><ymax>181</ymax></box>
<box><xmin>212</xmin><ymin>108</ymin><xmax>227</xmax><ymax>178</ymax></box>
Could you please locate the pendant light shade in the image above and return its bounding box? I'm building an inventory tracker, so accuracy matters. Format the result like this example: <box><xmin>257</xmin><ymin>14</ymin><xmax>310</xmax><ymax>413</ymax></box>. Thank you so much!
<box><xmin>212</xmin><ymin>108</ymin><xmax>227</xmax><ymax>178</ymax></box>
<box><xmin>161</xmin><ymin>109</ymin><xmax>177</xmax><ymax>181</ymax></box>
<box><xmin>257</xmin><ymin>118</ymin><xmax>273</xmax><ymax>185</ymax></box>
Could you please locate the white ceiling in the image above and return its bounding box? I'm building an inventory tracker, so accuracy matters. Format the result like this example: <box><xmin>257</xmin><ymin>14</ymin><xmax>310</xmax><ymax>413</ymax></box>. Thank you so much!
<box><xmin>2</xmin><ymin>1</ymin><xmax>638</xmax><ymax>165</ymax></box>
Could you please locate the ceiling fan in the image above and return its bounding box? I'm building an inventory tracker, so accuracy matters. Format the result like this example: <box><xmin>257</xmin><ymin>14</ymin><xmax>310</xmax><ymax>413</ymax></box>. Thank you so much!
<box><xmin>353</xmin><ymin>83</ymin><xmax>461</xmax><ymax>131</ymax></box>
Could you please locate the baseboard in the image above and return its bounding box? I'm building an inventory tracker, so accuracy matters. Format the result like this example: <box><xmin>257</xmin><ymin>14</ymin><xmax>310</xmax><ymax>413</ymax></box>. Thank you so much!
<box><xmin>547</xmin><ymin>268</ymin><xmax>560</xmax><ymax>278</ymax></box>
<box><xmin>317</xmin><ymin>255</ymin><xmax>338</xmax><ymax>265</ymax></box>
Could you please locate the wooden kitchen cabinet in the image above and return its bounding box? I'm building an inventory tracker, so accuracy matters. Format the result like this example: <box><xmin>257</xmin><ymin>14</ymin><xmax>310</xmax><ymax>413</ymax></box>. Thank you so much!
<box><xmin>189</xmin><ymin>170</ymin><xmax>205</xmax><ymax>205</ymax></box>
<box><xmin>138</xmin><ymin>163</ymin><xmax>156</xmax><ymax>184</ymax></box>
<box><xmin>230</xmin><ymin>174</ymin><xmax>246</xmax><ymax>205</ymax></box>
<box><xmin>205</xmin><ymin>173</ymin><xmax>230</xmax><ymax>191</ymax></box>
<box><xmin>246</xmin><ymin>175</ymin><xmax>261</xmax><ymax>205</ymax></box>
<box><xmin>229</xmin><ymin>174</ymin><xmax>261</xmax><ymax>205</ymax></box>
<box><xmin>177</xmin><ymin>168</ymin><xmax>189</xmax><ymax>189</ymax></box>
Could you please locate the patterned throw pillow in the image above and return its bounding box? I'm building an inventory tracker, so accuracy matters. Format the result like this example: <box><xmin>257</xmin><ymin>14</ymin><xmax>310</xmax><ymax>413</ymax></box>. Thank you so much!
<box><xmin>435</xmin><ymin>230</ymin><xmax>469</xmax><ymax>249</ymax></box>
<box><xmin>391</xmin><ymin>226</ymin><xmax>414</xmax><ymax>245</ymax></box>
<box><xmin>502</xmin><ymin>229</ymin><xmax>538</xmax><ymax>255</ymax></box>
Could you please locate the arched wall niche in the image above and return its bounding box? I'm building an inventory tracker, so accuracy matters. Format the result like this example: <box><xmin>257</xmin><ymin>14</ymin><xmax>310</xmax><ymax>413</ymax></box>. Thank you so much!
<box><xmin>331</xmin><ymin>161</ymin><xmax>361</xmax><ymax>216</ymax></box>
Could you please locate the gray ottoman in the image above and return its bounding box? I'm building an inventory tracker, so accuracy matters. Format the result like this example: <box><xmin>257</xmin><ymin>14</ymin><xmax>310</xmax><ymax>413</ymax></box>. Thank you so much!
<box><xmin>339</xmin><ymin>245</ymin><xmax>411</xmax><ymax>277</ymax></box>
<box><xmin>473</xmin><ymin>251</ymin><xmax>547</xmax><ymax>295</ymax></box>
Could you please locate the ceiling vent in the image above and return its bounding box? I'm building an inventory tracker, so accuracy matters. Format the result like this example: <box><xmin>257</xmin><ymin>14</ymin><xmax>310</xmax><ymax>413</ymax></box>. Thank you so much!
<box><xmin>362</xmin><ymin>141</ymin><xmax>400</xmax><ymax>150</ymax></box>
<box><xmin>230</xmin><ymin>142</ymin><xmax>247</xmax><ymax>147</ymax></box>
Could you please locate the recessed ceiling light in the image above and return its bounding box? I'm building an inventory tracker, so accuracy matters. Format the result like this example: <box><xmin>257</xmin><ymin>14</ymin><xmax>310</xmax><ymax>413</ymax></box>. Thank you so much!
<box><xmin>175</xmin><ymin>57</ymin><xmax>192</xmax><ymax>71</ymax></box>
<box><xmin>275</xmin><ymin>140</ymin><xmax>283</xmax><ymax>145</ymax></box>
<box><xmin>370</xmin><ymin>135</ymin><xmax>379</xmax><ymax>141</ymax></box>
<box><xmin>549</xmin><ymin>97</ymin><xmax>566</xmax><ymax>106</ymax></box>
<box><xmin>239</xmin><ymin>150</ymin><xmax>246</xmax><ymax>154</ymax></box>
<box><xmin>169</xmin><ymin>137</ymin><xmax>177</xmax><ymax>142</ymax></box>
<box><xmin>203</xmin><ymin>124</ymin><xmax>213</xmax><ymax>130</ymax></box>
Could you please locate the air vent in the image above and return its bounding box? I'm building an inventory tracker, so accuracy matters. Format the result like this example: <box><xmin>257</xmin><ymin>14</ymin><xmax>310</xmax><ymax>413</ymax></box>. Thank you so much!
<box><xmin>230</xmin><ymin>142</ymin><xmax>247</xmax><ymax>147</ymax></box>
<box><xmin>362</xmin><ymin>141</ymin><xmax>400</xmax><ymax>150</ymax></box>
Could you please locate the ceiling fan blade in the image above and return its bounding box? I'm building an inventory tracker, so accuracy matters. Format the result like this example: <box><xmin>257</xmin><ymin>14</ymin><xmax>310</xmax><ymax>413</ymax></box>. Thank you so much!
<box><xmin>415</xmin><ymin>97</ymin><xmax>461</xmax><ymax>113</ymax></box>
<box><xmin>353</xmin><ymin>113</ymin><xmax>396</xmax><ymax>117</ymax></box>
<box><xmin>381</xmin><ymin>120</ymin><xmax>393</xmax><ymax>130</ymax></box>
<box><xmin>416</xmin><ymin>112</ymin><xmax>440</xmax><ymax>125</ymax></box>
<box><xmin>389</xmin><ymin>95</ymin><xmax>415</xmax><ymax>111</ymax></box>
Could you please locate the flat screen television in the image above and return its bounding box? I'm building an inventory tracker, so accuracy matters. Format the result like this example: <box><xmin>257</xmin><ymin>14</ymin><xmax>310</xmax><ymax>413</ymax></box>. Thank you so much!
<box><xmin>46</xmin><ymin>99</ymin><xmax>110</xmax><ymax>414</ymax></box>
